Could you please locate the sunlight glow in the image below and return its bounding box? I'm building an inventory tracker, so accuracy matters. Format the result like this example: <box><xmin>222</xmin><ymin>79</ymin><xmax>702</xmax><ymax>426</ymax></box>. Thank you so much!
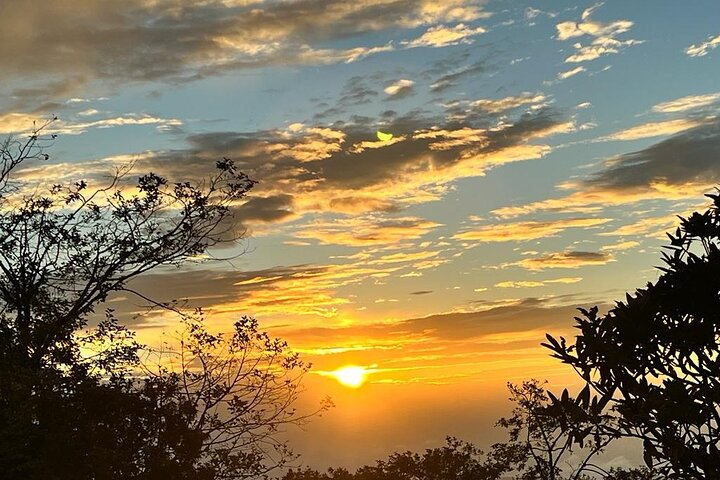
<box><xmin>376</xmin><ymin>131</ymin><xmax>393</xmax><ymax>141</ymax></box>
<box><xmin>331</xmin><ymin>366</ymin><xmax>368</xmax><ymax>388</ymax></box>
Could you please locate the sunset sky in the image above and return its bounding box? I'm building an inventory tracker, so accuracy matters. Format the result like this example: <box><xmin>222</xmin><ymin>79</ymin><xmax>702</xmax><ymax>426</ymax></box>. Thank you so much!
<box><xmin>2</xmin><ymin>0</ymin><xmax>720</xmax><ymax>470</ymax></box>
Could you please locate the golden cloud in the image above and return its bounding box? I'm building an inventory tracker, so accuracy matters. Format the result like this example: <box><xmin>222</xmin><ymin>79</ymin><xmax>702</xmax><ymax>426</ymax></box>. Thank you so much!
<box><xmin>454</xmin><ymin>217</ymin><xmax>610</xmax><ymax>242</ymax></box>
<box><xmin>402</xmin><ymin>23</ymin><xmax>486</xmax><ymax>48</ymax></box>
<box><xmin>293</xmin><ymin>216</ymin><xmax>442</xmax><ymax>246</ymax></box>
<box><xmin>494</xmin><ymin>277</ymin><xmax>583</xmax><ymax>288</ymax></box>
<box><xmin>653</xmin><ymin>93</ymin><xmax>720</xmax><ymax>113</ymax></box>
<box><xmin>600</xmin><ymin>118</ymin><xmax>706</xmax><ymax>141</ymax></box>
<box><xmin>507</xmin><ymin>251</ymin><xmax>613</xmax><ymax>271</ymax></box>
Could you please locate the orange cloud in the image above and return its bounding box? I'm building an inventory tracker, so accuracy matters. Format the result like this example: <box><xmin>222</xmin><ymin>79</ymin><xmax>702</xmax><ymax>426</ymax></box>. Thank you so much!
<box><xmin>495</xmin><ymin>277</ymin><xmax>583</xmax><ymax>288</ymax></box>
<box><xmin>599</xmin><ymin>215</ymin><xmax>679</xmax><ymax>238</ymax></box>
<box><xmin>507</xmin><ymin>251</ymin><xmax>613</xmax><ymax>271</ymax></box>
<box><xmin>293</xmin><ymin>216</ymin><xmax>442</xmax><ymax>246</ymax></box>
<box><xmin>454</xmin><ymin>217</ymin><xmax>610</xmax><ymax>242</ymax></box>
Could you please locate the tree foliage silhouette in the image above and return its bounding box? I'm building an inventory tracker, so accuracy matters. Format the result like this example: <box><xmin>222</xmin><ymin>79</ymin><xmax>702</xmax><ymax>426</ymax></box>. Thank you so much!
<box><xmin>493</xmin><ymin>379</ymin><xmax>617</xmax><ymax>480</ymax></box>
<box><xmin>544</xmin><ymin>192</ymin><xmax>720</xmax><ymax>478</ymax></box>
<box><xmin>0</xmin><ymin>121</ymin><xmax>325</xmax><ymax>479</ymax></box>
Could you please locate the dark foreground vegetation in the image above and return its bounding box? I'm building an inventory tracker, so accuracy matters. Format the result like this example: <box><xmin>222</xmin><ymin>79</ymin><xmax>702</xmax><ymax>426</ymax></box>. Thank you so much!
<box><xmin>0</xmin><ymin>124</ymin><xmax>718</xmax><ymax>479</ymax></box>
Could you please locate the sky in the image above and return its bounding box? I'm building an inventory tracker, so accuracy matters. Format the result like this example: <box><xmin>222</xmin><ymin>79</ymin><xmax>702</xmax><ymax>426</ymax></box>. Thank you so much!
<box><xmin>2</xmin><ymin>0</ymin><xmax>720</xmax><ymax>470</ymax></box>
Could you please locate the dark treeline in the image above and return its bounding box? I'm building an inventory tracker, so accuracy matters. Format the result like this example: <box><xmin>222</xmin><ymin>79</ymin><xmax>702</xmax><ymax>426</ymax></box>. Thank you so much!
<box><xmin>0</xmin><ymin>124</ymin><xmax>719</xmax><ymax>479</ymax></box>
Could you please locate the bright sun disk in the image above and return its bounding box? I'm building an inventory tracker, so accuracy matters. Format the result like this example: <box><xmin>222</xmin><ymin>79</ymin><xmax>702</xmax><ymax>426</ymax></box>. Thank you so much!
<box><xmin>332</xmin><ymin>366</ymin><xmax>368</xmax><ymax>388</ymax></box>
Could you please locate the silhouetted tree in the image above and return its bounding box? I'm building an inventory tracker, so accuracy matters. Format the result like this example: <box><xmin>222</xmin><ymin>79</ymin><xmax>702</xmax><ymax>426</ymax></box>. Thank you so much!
<box><xmin>139</xmin><ymin>310</ymin><xmax>329</xmax><ymax>479</ymax></box>
<box><xmin>489</xmin><ymin>379</ymin><xmax>617</xmax><ymax>480</ymax></box>
<box><xmin>0</xmin><ymin>120</ymin><xmax>324</xmax><ymax>478</ymax></box>
<box><xmin>544</xmin><ymin>192</ymin><xmax>720</xmax><ymax>478</ymax></box>
<box><xmin>283</xmin><ymin>437</ymin><xmax>503</xmax><ymax>480</ymax></box>
<box><xmin>602</xmin><ymin>467</ymin><xmax>657</xmax><ymax>480</ymax></box>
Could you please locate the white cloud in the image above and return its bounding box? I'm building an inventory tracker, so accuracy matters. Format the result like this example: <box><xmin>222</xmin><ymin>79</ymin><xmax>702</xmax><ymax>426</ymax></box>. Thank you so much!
<box><xmin>402</xmin><ymin>24</ymin><xmax>486</xmax><ymax>48</ymax></box>
<box><xmin>558</xmin><ymin>66</ymin><xmax>585</xmax><ymax>79</ymax></box>
<box><xmin>471</xmin><ymin>93</ymin><xmax>546</xmax><ymax>113</ymax></box>
<box><xmin>384</xmin><ymin>79</ymin><xmax>415</xmax><ymax>96</ymax></box>
<box><xmin>686</xmin><ymin>34</ymin><xmax>720</xmax><ymax>57</ymax></box>
<box><xmin>555</xmin><ymin>4</ymin><xmax>640</xmax><ymax>63</ymax></box>
<box><xmin>653</xmin><ymin>93</ymin><xmax>720</xmax><ymax>113</ymax></box>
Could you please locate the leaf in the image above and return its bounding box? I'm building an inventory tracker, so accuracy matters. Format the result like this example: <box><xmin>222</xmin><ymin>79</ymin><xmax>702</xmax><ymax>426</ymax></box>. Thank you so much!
<box><xmin>576</xmin><ymin>384</ymin><xmax>590</xmax><ymax>409</ymax></box>
<box><xmin>643</xmin><ymin>440</ymin><xmax>655</xmax><ymax>468</ymax></box>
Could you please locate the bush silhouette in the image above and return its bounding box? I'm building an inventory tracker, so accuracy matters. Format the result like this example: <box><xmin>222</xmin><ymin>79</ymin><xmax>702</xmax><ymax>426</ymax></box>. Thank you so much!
<box><xmin>544</xmin><ymin>192</ymin><xmax>720</xmax><ymax>478</ymax></box>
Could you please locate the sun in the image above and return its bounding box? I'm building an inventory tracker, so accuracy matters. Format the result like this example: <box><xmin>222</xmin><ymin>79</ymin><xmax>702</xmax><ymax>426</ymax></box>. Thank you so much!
<box><xmin>331</xmin><ymin>366</ymin><xmax>368</xmax><ymax>388</ymax></box>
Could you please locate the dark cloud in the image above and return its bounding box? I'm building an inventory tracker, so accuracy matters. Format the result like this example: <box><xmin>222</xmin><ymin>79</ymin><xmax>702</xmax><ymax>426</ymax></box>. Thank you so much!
<box><xmin>116</xmin><ymin>105</ymin><xmax>570</xmax><ymax>223</ymax></box>
<box><xmin>430</xmin><ymin>61</ymin><xmax>489</xmax><ymax>92</ymax></box>
<box><xmin>410</xmin><ymin>290</ymin><xmax>433</xmax><ymax>295</ymax></box>
<box><xmin>585</xmin><ymin>120</ymin><xmax>720</xmax><ymax>191</ymax></box>
<box><xmin>0</xmin><ymin>0</ymin><xmax>487</xmax><ymax>101</ymax></box>
<box><xmin>313</xmin><ymin>107</ymin><xmax>344</xmax><ymax>121</ymax></box>
<box><xmin>340</xmin><ymin>77</ymin><xmax>379</xmax><ymax>106</ymax></box>
<box><xmin>9</xmin><ymin>76</ymin><xmax>87</xmax><ymax>110</ymax></box>
<box><xmin>110</xmin><ymin>264</ymin><xmax>328</xmax><ymax>326</ymax></box>
<box><xmin>279</xmin><ymin>297</ymin><xmax>579</xmax><ymax>343</ymax></box>
<box><xmin>235</xmin><ymin>194</ymin><xmax>295</xmax><ymax>223</ymax></box>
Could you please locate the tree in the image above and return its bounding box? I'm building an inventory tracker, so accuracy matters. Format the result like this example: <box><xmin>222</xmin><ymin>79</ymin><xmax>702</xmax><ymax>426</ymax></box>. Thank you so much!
<box><xmin>139</xmin><ymin>310</ymin><xmax>330</xmax><ymax>479</ymax></box>
<box><xmin>544</xmin><ymin>192</ymin><xmax>720</xmax><ymax>478</ymax></box>
<box><xmin>489</xmin><ymin>380</ymin><xmax>617</xmax><ymax>480</ymax></box>
<box><xmin>283</xmin><ymin>437</ymin><xmax>502</xmax><ymax>480</ymax></box>
<box><xmin>0</xmin><ymin>120</ymin><xmax>325</xmax><ymax>478</ymax></box>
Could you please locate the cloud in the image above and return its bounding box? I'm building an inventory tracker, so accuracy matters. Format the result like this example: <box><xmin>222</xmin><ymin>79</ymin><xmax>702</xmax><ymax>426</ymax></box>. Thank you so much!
<box><xmin>429</xmin><ymin>60</ymin><xmax>488</xmax><ymax>92</ymax></box>
<box><xmin>470</xmin><ymin>92</ymin><xmax>547</xmax><ymax>114</ymax></box>
<box><xmin>384</xmin><ymin>79</ymin><xmax>415</xmax><ymax>99</ymax></box>
<box><xmin>652</xmin><ymin>93</ymin><xmax>720</xmax><ymax>113</ymax></box>
<box><xmin>495</xmin><ymin>277</ymin><xmax>582</xmax><ymax>288</ymax></box>
<box><xmin>493</xmin><ymin>120</ymin><xmax>720</xmax><ymax>217</ymax></box>
<box><xmin>555</xmin><ymin>3</ymin><xmax>640</xmax><ymax>64</ymax></box>
<box><xmin>585</xmin><ymin>121</ymin><xmax>720</xmax><ymax>191</ymax></box>
<box><xmin>599</xmin><ymin>240</ymin><xmax>640</xmax><ymax>251</ymax></box>
<box><xmin>555</xmin><ymin>3</ymin><xmax>632</xmax><ymax>41</ymax></box>
<box><xmin>127</xmin><ymin>106</ymin><xmax>572</xmax><ymax>224</ymax></box>
<box><xmin>0</xmin><ymin>112</ymin><xmax>182</xmax><ymax>135</ymax></box>
<box><xmin>557</xmin><ymin>66</ymin><xmax>585</xmax><ymax>80</ymax></box>
<box><xmin>234</xmin><ymin>194</ymin><xmax>296</xmax><ymax>223</ymax></box>
<box><xmin>686</xmin><ymin>34</ymin><xmax>720</xmax><ymax>57</ymax></box>
<box><xmin>338</xmin><ymin>77</ymin><xmax>379</xmax><ymax>106</ymax></box>
<box><xmin>454</xmin><ymin>217</ymin><xmax>610</xmax><ymax>242</ymax></box>
<box><xmin>117</xmin><ymin>264</ymin><xmax>349</xmax><ymax>321</ymax></box>
<box><xmin>25</xmin><ymin>101</ymin><xmax>574</xmax><ymax>265</ymax></box>
<box><xmin>0</xmin><ymin>0</ymin><xmax>489</xmax><ymax>99</ymax></box>
<box><xmin>600</xmin><ymin>118</ymin><xmax>707</xmax><ymax>141</ymax></box>
<box><xmin>599</xmin><ymin>215</ymin><xmax>678</xmax><ymax>238</ymax></box>
<box><xmin>275</xmin><ymin>124</ymin><xmax>346</xmax><ymax>162</ymax></box>
<box><xmin>293</xmin><ymin>216</ymin><xmax>442</xmax><ymax>246</ymax></box>
<box><xmin>565</xmin><ymin>37</ymin><xmax>643</xmax><ymax>63</ymax></box>
<box><xmin>281</xmin><ymin>297</ymin><xmax>578</xmax><ymax>344</ymax></box>
<box><xmin>508</xmin><ymin>251</ymin><xmax>613</xmax><ymax>271</ymax></box>
<box><xmin>402</xmin><ymin>24</ymin><xmax>486</xmax><ymax>48</ymax></box>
